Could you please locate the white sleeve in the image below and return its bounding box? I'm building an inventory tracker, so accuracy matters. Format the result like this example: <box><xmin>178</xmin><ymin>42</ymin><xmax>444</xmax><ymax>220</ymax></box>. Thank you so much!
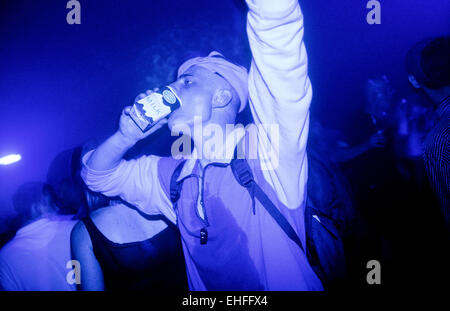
<box><xmin>246</xmin><ymin>0</ymin><xmax>311</xmax><ymax>208</ymax></box>
<box><xmin>0</xmin><ymin>255</ymin><xmax>20</xmax><ymax>291</ymax></box>
<box><xmin>81</xmin><ymin>151</ymin><xmax>176</xmax><ymax>223</ymax></box>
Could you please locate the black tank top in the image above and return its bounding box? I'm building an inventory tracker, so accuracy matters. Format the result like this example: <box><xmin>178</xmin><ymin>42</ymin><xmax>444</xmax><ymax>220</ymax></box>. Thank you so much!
<box><xmin>82</xmin><ymin>216</ymin><xmax>188</xmax><ymax>291</ymax></box>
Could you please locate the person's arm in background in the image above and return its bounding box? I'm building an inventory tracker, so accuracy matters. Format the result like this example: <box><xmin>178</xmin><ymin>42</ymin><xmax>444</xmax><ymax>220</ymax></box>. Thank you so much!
<box><xmin>246</xmin><ymin>0</ymin><xmax>311</xmax><ymax>208</ymax></box>
<box><xmin>333</xmin><ymin>132</ymin><xmax>386</xmax><ymax>163</ymax></box>
<box><xmin>70</xmin><ymin>221</ymin><xmax>105</xmax><ymax>291</ymax></box>
<box><xmin>81</xmin><ymin>92</ymin><xmax>176</xmax><ymax>222</ymax></box>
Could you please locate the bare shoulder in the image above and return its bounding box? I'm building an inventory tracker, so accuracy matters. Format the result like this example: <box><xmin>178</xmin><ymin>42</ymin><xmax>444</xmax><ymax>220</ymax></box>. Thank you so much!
<box><xmin>88</xmin><ymin>205</ymin><xmax>129</xmax><ymax>239</ymax></box>
<box><xmin>90</xmin><ymin>206</ymin><xmax>113</xmax><ymax>222</ymax></box>
<box><xmin>89</xmin><ymin>206</ymin><xmax>119</xmax><ymax>229</ymax></box>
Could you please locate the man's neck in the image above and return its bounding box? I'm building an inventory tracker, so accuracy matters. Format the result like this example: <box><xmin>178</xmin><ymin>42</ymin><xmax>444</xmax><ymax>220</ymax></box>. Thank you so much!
<box><xmin>190</xmin><ymin>120</ymin><xmax>244</xmax><ymax>170</ymax></box>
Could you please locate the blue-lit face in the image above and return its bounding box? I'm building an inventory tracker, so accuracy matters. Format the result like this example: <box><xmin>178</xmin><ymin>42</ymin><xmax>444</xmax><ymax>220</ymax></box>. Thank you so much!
<box><xmin>167</xmin><ymin>65</ymin><xmax>227</xmax><ymax>131</ymax></box>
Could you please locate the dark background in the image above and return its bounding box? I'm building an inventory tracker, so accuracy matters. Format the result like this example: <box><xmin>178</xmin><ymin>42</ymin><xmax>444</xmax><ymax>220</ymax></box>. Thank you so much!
<box><xmin>0</xmin><ymin>0</ymin><xmax>449</xmax><ymax>218</ymax></box>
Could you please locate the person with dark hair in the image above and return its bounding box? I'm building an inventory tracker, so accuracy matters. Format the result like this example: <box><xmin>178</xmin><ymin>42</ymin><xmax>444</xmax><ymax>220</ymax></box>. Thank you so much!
<box><xmin>406</xmin><ymin>36</ymin><xmax>450</xmax><ymax>234</ymax></box>
<box><xmin>0</xmin><ymin>214</ymin><xmax>20</xmax><ymax>250</ymax></box>
<box><xmin>0</xmin><ymin>182</ymin><xmax>77</xmax><ymax>291</ymax></box>
<box><xmin>71</xmin><ymin>188</ymin><xmax>188</xmax><ymax>291</ymax></box>
<box><xmin>47</xmin><ymin>147</ymin><xmax>90</xmax><ymax>219</ymax></box>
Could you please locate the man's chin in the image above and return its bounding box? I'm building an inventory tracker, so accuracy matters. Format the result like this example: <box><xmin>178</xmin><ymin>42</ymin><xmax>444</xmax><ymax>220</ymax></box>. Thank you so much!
<box><xmin>167</xmin><ymin>118</ymin><xmax>174</xmax><ymax>131</ymax></box>
<box><xmin>168</xmin><ymin>117</ymin><xmax>188</xmax><ymax>134</ymax></box>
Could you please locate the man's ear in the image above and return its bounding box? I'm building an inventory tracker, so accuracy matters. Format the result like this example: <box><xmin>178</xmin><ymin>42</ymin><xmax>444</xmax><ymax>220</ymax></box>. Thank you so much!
<box><xmin>408</xmin><ymin>74</ymin><xmax>421</xmax><ymax>89</ymax></box>
<box><xmin>212</xmin><ymin>89</ymin><xmax>233</xmax><ymax>109</ymax></box>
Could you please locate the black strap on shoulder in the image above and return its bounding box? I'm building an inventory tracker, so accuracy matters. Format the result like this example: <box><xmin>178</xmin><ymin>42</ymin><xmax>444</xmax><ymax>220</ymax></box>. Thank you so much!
<box><xmin>81</xmin><ymin>216</ymin><xmax>106</xmax><ymax>249</ymax></box>
<box><xmin>230</xmin><ymin>157</ymin><xmax>305</xmax><ymax>253</ymax></box>
<box><xmin>169</xmin><ymin>160</ymin><xmax>187</xmax><ymax>206</ymax></box>
<box><xmin>82</xmin><ymin>216</ymin><xmax>98</xmax><ymax>237</ymax></box>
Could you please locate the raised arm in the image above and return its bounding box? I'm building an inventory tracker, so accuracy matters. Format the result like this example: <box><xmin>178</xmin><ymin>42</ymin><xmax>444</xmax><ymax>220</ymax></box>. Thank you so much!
<box><xmin>246</xmin><ymin>0</ymin><xmax>311</xmax><ymax>208</ymax></box>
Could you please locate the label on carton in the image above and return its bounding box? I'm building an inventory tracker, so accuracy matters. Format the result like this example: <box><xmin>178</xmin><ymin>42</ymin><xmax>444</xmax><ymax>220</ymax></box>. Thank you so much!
<box><xmin>129</xmin><ymin>87</ymin><xmax>181</xmax><ymax>132</ymax></box>
<box><xmin>129</xmin><ymin>93</ymin><xmax>166</xmax><ymax>132</ymax></box>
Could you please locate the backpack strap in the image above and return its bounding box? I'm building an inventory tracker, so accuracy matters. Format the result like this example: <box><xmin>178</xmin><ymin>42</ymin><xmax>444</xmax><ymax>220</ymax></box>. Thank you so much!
<box><xmin>169</xmin><ymin>156</ymin><xmax>305</xmax><ymax>253</ymax></box>
<box><xmin>230</xmin><ymin>157</ymin><xmax>305</xmax><ymax>253</ymax></box>
<box><xmin>169</xmin><ymin>160</ymin><xmax>187</xmax><ymax>207</ymax></box>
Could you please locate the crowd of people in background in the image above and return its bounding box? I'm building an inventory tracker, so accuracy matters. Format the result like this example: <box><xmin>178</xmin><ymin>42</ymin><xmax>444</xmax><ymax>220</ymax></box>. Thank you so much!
<box><xmin>0</xmin><ymin>30</ymin><xmax>448</xmax><ymax>291</ymax></box>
